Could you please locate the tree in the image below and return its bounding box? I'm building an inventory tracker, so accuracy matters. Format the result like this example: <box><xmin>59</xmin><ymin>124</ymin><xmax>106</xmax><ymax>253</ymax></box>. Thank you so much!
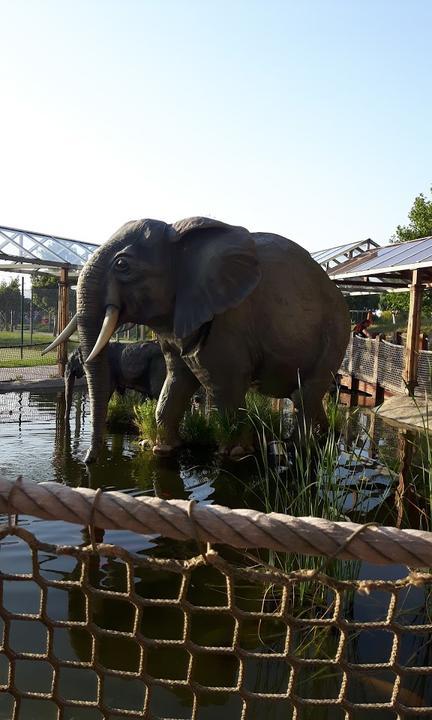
<box><xmin>31</xmin><ymin>273</ymin><xmax>58</xmax><ymax>312</ymax></box>
<box><xmin>381</xmin><ymin>187</ymin><xmax>432</xmax><ymax>315</ymax></box>
<box><xmin>31</xmin><ymin>273</ymin><xmax>59</xmax><ymax>332</ymax></box>
<box><xmin>0</xmin><ymin>278</ymin><xmax>22</xmax><ymax>329</ymax></box>
<box><xmin>392</xmin><ymin>187</ymin><xmax>432</xmax><ymax>243</ymax></box>
<box><xmin>345</xmin><ymin>293</ymin><xmax>379</xmax><ymax>313</ymax></box>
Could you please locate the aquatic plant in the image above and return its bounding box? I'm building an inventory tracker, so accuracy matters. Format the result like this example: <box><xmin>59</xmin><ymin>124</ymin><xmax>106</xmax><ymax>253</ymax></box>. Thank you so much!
<box><xmin>134</xmin><ymin>398</ymin><xmax>158</xmax><ymax>444</ymax></box>
<box><xmin>107</xmin><ymin>390</ymin><xmax>143</xmax><ymax>431</ymax></box>
<box><xmin>133</xmin><ymin>392</ymin><xmax>290</xmax><ymax>451</ymax></box>
<box><xmin>237</xmin><ymin>392</ymin><xmax>395</xmax><ymax>594</ymax></box>
<box><xmin>180</xmin><ymin>409</ymin><xmax>218</xmax><ymax>447</ymax></box>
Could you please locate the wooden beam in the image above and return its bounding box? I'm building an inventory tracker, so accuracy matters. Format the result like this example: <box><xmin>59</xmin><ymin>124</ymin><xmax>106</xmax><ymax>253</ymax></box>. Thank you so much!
<box><xmin>57</xmin><ymin>267</ymin><xmax>69</xmax><ymax>378</ymax></box>
<box><xmin>403</xmin><ymin>269</ymin><xmax>423</xmax><ymax>395</ymax></box>
<box><xmin>335</xmin><ymin>279</ymin><xmax>409</xmax><ymax>289</ymax></box>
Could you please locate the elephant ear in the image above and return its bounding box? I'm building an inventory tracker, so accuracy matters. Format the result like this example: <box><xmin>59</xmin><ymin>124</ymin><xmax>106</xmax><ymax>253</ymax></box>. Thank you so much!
<box><xmin>170</xmin><ymin>217</ymin><xmax>261</xmax><ymax>339</ymax></box>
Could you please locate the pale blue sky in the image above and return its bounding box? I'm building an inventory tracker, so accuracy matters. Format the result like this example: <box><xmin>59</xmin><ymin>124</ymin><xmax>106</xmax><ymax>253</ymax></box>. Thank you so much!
<box><xmin>1</xmin><ymin>0</ymin><xmax>431</xmax><ymax>252</ymax></box>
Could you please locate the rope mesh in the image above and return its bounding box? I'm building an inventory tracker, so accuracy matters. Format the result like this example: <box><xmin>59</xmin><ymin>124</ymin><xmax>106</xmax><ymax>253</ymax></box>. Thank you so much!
<box><xmin>1</xmin><ymin>518</ymin><xmax>431</xmax><ymax>720</ymax></box>
<box><xmin>351</xmin><ymin>337</ymin><xmax>377</xmax><ymax>384</ymax></box>
<box><xmin>416</xmin><ymin>350</ymin><xmax>432</xmax><ymax>394</ymax></box>
<box><xmin>378</xmin><ymin>341</ymin><xmax>406</xmax><ymax>394</ymax></box>
<box><xmin>341</xmin><ymin>338</ymin><xmax>412</xmax><ymax>395</ymax></box>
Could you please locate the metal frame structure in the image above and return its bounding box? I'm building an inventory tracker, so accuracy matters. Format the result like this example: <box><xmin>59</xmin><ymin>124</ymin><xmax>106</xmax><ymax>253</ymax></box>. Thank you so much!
<box><xmin>312</xmin><ymin>238</ymin><xmax>379</xmax><ymax>272</ymax></box>
<box><xmin>0</xmin><ymin>224</ymin><xmax>98</xmax><ymax>375</ymax></box>
<box><xmin>0</xmin><ymin>224</ymin><xmax>98</xmax><ymax>277</ymax></box>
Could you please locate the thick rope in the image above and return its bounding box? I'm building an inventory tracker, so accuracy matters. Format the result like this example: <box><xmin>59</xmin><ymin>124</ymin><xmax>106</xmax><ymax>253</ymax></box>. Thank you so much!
<box><xmin>1</xmin><ymin>476</ymin><xmax>432</xmax><ymax>567</ymax></box>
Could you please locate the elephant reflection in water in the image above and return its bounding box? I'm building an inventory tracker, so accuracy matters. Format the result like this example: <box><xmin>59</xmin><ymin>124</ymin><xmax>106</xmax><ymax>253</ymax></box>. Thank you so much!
<box><xmin>52</xmin><ymin>389</ymin><xmax>89</xmax><ymax>486</ymax></box>
<box><xmin>66</xmin><ymin>548</ymin><xmax>290</xmax><ymax>712</ymax></box>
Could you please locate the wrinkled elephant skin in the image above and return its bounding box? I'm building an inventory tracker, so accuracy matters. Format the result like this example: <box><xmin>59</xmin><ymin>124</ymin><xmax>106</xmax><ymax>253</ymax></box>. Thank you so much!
<box><xmin>75</xmin><ymin>217</ymin><xmax>350</xmax><ymax>463</ymax></box>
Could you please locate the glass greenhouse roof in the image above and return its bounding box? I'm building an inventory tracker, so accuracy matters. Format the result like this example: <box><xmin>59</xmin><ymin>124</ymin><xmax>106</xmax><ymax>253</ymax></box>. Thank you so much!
<box><xmin>0</xmin><ymin>225</ymin><xmax>98</xmax><ymax>275</ymax></box>
<box><xmin>312</xmin><ymin>238</ymin><xmax>379</xmax><ymax>271</ymax></box>
<box><xmin>331</xmin><ymin>235</ymin><xmax>432</xmax><ymax>280</ymax></box>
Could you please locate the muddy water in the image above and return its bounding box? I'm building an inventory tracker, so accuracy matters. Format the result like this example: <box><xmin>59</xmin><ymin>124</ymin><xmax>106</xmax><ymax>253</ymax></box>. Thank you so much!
<box><xmin>0</xmin><ymin>389</ymin><xmax>431</xmax><ymax>719</ymax></box>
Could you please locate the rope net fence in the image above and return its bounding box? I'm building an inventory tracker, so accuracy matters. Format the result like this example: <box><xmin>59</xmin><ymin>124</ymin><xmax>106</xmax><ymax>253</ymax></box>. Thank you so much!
<box><xmin>340</xmin><ymin>338</ymin><xmax>432</xmax><ymax>396</ymax></box>
<box><xmin>1</xmin><ymin>478</ymin><xmax>432</xmax><ymax>719</ymax></box>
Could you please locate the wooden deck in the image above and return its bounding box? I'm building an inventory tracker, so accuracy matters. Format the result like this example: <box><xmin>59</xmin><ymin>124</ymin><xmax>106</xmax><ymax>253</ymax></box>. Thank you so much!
<box><xmin>374</xmin><ymin>394</ymin><xmax>432</xmax><ymax>433</ymax></box>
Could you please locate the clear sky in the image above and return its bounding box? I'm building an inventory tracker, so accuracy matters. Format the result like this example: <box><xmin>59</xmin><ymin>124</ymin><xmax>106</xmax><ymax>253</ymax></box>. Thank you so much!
<box><xmin>1</xmin><ymin>0</ymin><xmax>431</xmax><ymax>252</ymax></box>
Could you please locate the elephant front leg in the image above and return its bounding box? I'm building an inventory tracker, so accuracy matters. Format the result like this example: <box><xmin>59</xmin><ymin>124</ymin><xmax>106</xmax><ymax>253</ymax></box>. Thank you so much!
<box><xmin>153</xmin><ymin>366</ymin><xmax>200</xmax><ymax>456</ymax></box>
<box><xmin>210</xmin><ymin>386</ymin><xmax>253</xmax><ymax>458</ymax></box>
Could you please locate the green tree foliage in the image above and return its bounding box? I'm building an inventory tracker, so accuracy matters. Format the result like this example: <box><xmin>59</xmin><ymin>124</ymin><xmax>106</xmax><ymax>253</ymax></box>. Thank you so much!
<box><xmin>0</xmin><ymin>278</ymin><xmax>22</xmax><ymax>328</ymax></box>
<box><xmin>31</xmin><ymin>273</ymin><xmax>58</xmax><ymax>313</ymax></box>
<box><xmin>0</xmin><ymin>277</ymin><xmax>31</xmax><ymax>329</ymax></box>
<box><xmin>31</xmin><ymin>274</ymin><xmax>58</xmax><ymax>289</ymax></box>
<box><xmin>381</xmin><ymin>187</ymin><xmax>432</xmax><ymax>314</ymax></box>
<box><xmin>392</xmin><ymin>187</ymin><xmax>432</xmax><ymax>243</ymax></box>
<box><xmin>345</xmin><ymin>294</ymin><xmax>379</xmax><ymax>313</ymax></box>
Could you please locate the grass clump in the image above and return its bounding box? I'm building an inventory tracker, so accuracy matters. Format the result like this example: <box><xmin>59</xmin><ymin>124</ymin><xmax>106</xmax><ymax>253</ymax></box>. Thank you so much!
<box><xmin>134</xmin><ymin>400</ymin><xmax>218</xmax><ymax>447</ymax></box>
<box><xmin>134</xmin><ymin>399</ymin><xmax>158</xmax><ymax>443</ymax></box>
<box><xmin>107</xmin><ymin>391</ymin><xmax>144</xmax><ymax>431</ymax></box>
<box><xmin>132</xmin><ymin>392</ymin><xmax>289</xmax><ymax>450</ymax></box>
<box><xmin>181</xmin><ymin>410</ymin><xmax>218</xmax><ymax>447</ymax></box>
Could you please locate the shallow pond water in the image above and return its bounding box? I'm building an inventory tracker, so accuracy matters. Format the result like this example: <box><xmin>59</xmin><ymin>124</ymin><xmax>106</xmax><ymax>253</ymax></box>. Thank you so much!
<box><xmin>0</xmin><ymin>388</ymin><xmax>431</xmax><ymax>718</ymax></box>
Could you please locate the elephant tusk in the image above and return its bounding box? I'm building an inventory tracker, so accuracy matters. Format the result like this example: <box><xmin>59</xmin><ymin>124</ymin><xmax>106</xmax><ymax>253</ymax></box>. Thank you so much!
<box><xmin>41</xmin><ymin>314</ymin><xmax>78</xmax><ymax>356</ymax></box>
<box><xmin>85</xmin><ymin>305</ymin><xmax>120</xmax><ymax>364</ymax></box>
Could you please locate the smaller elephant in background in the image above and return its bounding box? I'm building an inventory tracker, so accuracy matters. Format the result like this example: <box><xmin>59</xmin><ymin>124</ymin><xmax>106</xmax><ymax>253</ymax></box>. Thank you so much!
<box><xmin>64</xmin><ymin>341</ymin><xmax>167</xmax><ymax>420</ymax></box>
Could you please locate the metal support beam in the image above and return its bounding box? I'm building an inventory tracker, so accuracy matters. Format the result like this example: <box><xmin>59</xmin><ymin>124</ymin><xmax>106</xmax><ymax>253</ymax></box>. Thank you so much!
<box><xmin>20</xmin><ymin>276</ymin><xmax>24</xmax><ymax>360</ymax></box>
<box><xmin>57</xmin><ymin>267</ymin><xmax>69</xmax><ymax>377</ymax></box>
<box><xmin>403</xmin><ymin>269</ymin><xmax>423</xmax><ymax>396</ymax></box>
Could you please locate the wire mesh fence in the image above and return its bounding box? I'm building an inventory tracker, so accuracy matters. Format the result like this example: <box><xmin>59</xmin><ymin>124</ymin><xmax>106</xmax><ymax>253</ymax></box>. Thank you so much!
<box><xmin>0</xmin><ymin>344</ymin><xmax>59</xmax><ymax>369</ymax></box>
<box><xmin>0</xmin><ymin>271</ymin><xmax>151</xmax><ymax>378</ymax></box>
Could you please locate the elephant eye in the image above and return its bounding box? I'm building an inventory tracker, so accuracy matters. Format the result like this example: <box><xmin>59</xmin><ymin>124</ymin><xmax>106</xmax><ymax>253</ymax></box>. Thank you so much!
<box><xmin>114</xmin><ymin>257</ymin><xmax>129</xmax><ymax>272</ymax></box>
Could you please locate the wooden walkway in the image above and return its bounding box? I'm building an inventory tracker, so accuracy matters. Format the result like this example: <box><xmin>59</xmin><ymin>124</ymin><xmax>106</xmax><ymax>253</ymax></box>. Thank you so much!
<box><xmin>374</xmin><ymin>394</ymin><xmax>432</xmax><ymax>432</ymax></box>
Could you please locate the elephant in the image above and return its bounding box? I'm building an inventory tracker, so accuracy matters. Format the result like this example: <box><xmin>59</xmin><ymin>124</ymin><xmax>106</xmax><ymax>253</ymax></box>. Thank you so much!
<box><xmin>44</xmin><ymin>217</ymin><xmax>350</xmax><ymax>463</ymax></box>
<box><xmin>63</xmin><ymin>340</ymin><xmax>166</xmax><ymax>420</ymax></box>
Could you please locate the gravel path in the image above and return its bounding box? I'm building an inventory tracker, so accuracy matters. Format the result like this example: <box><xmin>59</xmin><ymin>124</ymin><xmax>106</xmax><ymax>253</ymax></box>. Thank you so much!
<box><xmin>0</xmin><ymin>365</ymin><xmax>59</xmax><ymax>383</ymax></box>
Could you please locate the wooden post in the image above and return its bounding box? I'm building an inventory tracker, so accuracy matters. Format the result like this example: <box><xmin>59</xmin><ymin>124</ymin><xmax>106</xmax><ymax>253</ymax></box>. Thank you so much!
<box><xmin>403</xmin><ymin>269</ymin><xmax>423</xmax><ymax>396</ymax></box>
<box><xmin>57</xmin><ymin>267</ymin><xmax>69</xmax><ymax>378</ymax></box>
<box><xmin>370</xmin><ymin>335</ymin><xmax>385</xmax><ymax>406</ymax></box>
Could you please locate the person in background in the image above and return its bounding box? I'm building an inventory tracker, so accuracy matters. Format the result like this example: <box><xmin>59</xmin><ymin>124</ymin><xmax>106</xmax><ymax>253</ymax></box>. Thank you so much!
<box><xmin>352</xmin><ymin>316</ymin><xmax>372</xmax><ymax>338</ymax></box>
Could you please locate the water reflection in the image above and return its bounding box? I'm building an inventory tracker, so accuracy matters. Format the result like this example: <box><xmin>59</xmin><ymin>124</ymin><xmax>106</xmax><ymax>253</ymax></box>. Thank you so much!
<box><xmin>1</xmin><ymin>386</ymin><xmax>431</xmax><ymax>531</ymax></box>
<box><xmin>1</xmin><ymin>388</ymin><xmax>432</xmax><ymax>717</ymax></box>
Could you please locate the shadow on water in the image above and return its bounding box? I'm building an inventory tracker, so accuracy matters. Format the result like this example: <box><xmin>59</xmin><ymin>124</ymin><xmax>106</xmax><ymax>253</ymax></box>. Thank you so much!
<box><xmin>0</xmin><ymin>388</ymin><xmax>432</xmax><ymax>718</ymax></box>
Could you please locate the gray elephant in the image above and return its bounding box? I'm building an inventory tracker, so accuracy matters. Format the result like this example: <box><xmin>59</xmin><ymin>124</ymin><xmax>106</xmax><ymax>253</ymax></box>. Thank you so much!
<box><xmin>44</xmin><ymin>217</ymin><xmax>350</xmax><ymax>463</ymax></box>
<box><xmin>63</xmin><ymin>341</ymin><xmax>166</xmax><ymax>420</ymax></box>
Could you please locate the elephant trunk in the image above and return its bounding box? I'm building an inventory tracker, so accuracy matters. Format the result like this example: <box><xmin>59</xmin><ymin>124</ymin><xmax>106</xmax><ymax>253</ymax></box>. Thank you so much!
<box><xmin>77</xmin><ymin>265</ymin><xmax>113</xmax><ymax>464</ymax></box>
